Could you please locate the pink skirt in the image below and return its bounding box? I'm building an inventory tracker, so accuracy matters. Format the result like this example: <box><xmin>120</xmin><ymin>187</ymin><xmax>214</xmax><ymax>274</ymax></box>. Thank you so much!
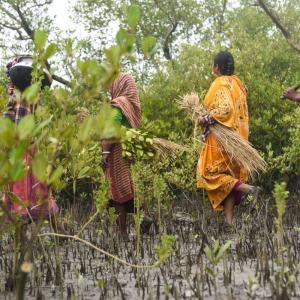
<box><xmin>3</xmin><ymin>152</ymin><xmax>58</xmax><ymax>219</ymax></box>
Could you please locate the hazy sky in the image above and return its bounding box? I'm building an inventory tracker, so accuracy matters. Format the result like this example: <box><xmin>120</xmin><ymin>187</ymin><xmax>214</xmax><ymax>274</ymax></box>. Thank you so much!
<box><xmin>48</xmin><ymin>0</ymin><xmax>118</xmax><ymax>42</ymax></box>
<box><xmin>49</xmin><ymin>0</ymin><xmax>77</xmax><ymax>32</ymax></box>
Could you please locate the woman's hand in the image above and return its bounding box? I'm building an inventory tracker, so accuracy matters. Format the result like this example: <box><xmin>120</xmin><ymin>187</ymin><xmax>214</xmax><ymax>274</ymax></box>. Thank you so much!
<box><xmin>101</xmin><ymin>153</ymin><xmax>110</xmax><ymax>170</ymax></box>
<box><xmin>283</xmin><ymin>88</ymin><xmax>300</xmax><ymax>102</ymax></box>
<box><xmin>198</xmin><ymin>116</ymin><xmax>205</xmax><ymax>126</ymax></box>
<box><xmin>198</xmin><ymin>114</ymin><xmax>215</xmax><ymax>126</ymax></box>
<box><xmin>101</xmin><ymin>139</ymin><xmax>114</xmax><ymax>170</ymax></box>
<box><xmin>77</xmin><ymin>107</ymin><xmax>89</xmax><ymax>122</ymax></box>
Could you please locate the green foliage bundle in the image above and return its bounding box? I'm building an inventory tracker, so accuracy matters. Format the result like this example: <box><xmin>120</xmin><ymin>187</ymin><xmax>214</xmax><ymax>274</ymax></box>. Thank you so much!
<box><xmin>122</xmin><ymin>128</ymin><xmax>155</xmax><ymax>160</ymax></box>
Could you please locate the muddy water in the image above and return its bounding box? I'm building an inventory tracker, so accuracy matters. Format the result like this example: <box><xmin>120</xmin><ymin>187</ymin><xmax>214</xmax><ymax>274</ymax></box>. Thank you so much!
<box><xmin>1</xmin><ymin>202</ymin><xmax>300</xmax><ymax>299</ymax></box>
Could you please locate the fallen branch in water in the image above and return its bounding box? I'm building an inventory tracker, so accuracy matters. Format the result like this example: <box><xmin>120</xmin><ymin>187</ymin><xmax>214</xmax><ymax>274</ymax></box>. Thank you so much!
<box><xmin>38</xmin><ymin>232</ymin><xmax>162</xmax><ymax>269</ymax></box>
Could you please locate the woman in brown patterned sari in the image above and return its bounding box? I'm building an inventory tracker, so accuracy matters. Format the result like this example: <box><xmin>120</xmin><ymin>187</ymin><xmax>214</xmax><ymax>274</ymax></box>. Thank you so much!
<box><xmin>102</xmin><ymin>73</ymin><xmax>141</xmax><ymax>237</ymax></box>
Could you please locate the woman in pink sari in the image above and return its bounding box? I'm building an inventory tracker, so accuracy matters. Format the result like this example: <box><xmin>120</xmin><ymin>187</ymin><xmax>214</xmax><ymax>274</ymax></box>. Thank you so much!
<box><xmin>2</xmin><ymin>56</ymin><xmax>58</xmax><ymax>221</ymax></box>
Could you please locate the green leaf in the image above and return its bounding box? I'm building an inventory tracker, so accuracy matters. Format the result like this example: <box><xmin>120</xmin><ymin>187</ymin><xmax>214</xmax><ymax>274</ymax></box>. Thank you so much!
<box><xmin>0</xmin><ymin>118</ymin><xmax>15</xmax><ymax>147</ymax></box>
<box><xmin>34</xmin><ymin>30</ymin><xmax>47</xmax><ymax>51</ymax></box>
<box><xmin>98</xmin><ymin>278</ymin><xmax>105</xmax><ymax>289</ymax></box>
<box><xmin>23</xmin><ymin>82</ymin><xmax>41</xmax><ymax>103</ymax></box>
<box><xmin>10</xmin><ymin>160</ymin><xmax>26</xmax><ymax>181</ymax></box>
<box><xmin>9</xmin><ymin>192</ymin><xmax>27</xmax><ymax>207</ymax></box>
<box><xmin>32</xmin><ymin>115</ymin><xmax>53</xmax><ymax>136</ymax></box>
<box><xmin>216</xmin><ymin>241</ymin><xmax>232</xmax><ymax>262</ymax></box>
<box><xmin>213</xmin><ymin>240</ymin><xmax>220</xmax><ymax>254</ymax></box>
<box><xmin>204</xmin><ymin>244</ymin><xmax>213</xmax><ymax>263</ymax></box>
<box><xmin>78</xmin><ymin>117</ymin><xmax>93</xmax><ymax>142</ymax></box>
<box><xmin>141</xmin><ymin>36</ymin><xmax>156</xmax><ymax>57</ymax></box>
<box><xmin>48</xmin><ymin>165</ymin><xmax>64</xmax><ymax>185</ymax></box>
<box><xmin>65</xmin><ymin>38</ymin><xmax>73</xmax><ymax>56</ymax></box>
<box><xmin>9</xmin><ymin>144</ymin><xmax>27</xmax><ymax>165</ymax></box>
<box><xmin>32</xmin><ymin>153</ymin><xmax>48</xmax><ymax>182</ymax></box>
<box><xmin>116</xmin><ymin>28</ymin><xmax>127</xmax><ymax>47</ymax></box>
<box><xmin>127</xmin><ymin>4</ymin><xmax>140</xmax><ymax>28</ymax></box>
<box><xmin>17</xmin><ymin>115</ymin><xmax>35</xmax><ymax>140</ymax></box>
<box><xmin>104</xmin><ymin>46</ymin><xmax>121</xmax><ymax>67</ymax></box>
<box><xmin>78</xmin><ymin>166</ymin><xmax>91</xmax><ymax>179</ymax></box>
<box><xmin>44</xmin><ymin>43</ymin><xmax>57</xmax><ymax>60</ymax></box>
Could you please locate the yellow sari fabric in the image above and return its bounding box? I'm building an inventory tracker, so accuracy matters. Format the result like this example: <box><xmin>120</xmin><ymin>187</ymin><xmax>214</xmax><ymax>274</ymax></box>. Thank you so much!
<box><xmin>197</xmin><ymin>75</ymin><xmax>249</xmax><ymax>210</ymax></box>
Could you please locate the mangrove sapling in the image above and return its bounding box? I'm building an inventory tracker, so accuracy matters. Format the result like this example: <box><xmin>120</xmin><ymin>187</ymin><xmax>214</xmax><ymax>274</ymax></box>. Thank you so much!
<box><xmin>270</xmin><ymin>182</ymin><xmax>296</xmax><ymax>298</ymax></box>
<box><xmin>274</xmin><ymin>182</ymin><xmax>288</xmax><ymax>267</ymax></box>
<box><xmin>15</xmin><ymin>217</ymin><xmax>45</xmax><ymax>300</ymax></box>
<box><xmin>244</xmin><ymin>276</ymin><xmax>259</xmax><ymax>300</ymax></box>
<box><xmin>131</xmin><ymin>163</ymin><xmax>146</xmax><ymax>256</ymax></box>
<box><xmin>204</xmin><ymin>239</ymin><xmax>232</xmax><ymax>297</ymax></box>
<box><xmin>75</xmin><ymin>174</ymin><xmax>110</xmax><ymax>239</ymax></box>
<box><xmin>153</xmin><ymin>175</ymin><xmax>167</xmax><ymax>234</ymax></box>
<box><xmin>132</xmin><ymin>163</ymin><xmax>147</xmax><ymax>295</ymax></box>
<box><xmin>48</xmin><ymin>213</ymin><xmax>63</xmax><ymax>288</ymax></box>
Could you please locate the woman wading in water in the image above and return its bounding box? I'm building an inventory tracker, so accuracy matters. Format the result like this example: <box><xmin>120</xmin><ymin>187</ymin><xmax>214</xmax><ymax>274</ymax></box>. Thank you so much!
<box><xmin>102</xmin><ymin>73</ymin><xmax>154</xmax><ymax>239</ymax></box>
<box><xmin>197</xmin><ymin>51</ymin><xmax>261</xmax><ymax>225</ymax></box>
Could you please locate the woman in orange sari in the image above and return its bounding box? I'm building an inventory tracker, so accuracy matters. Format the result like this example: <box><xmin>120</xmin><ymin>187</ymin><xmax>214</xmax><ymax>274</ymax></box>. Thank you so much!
<box><xmin>197</xmin><ymin>51</ymin><xmax>260</xmax><ymax>225</ymax></box>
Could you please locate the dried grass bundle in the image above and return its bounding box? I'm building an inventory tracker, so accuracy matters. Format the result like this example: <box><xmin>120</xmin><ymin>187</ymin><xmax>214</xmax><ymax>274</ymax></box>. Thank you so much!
<box><xmin>151</xmin><ymin>138</ymin><xmax>187</xmax><ymax>156</ymax></box>
<box><xmin>181</xmin><ymin>93</ymin><xmax>267</xmax><ymax>178</ymax></box>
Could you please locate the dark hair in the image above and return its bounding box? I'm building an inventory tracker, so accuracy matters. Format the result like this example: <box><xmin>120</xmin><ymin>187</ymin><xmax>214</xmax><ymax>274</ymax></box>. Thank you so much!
<box><xmin>213</xmin><ymin>51</ymin><xmax>235</xmax><ymax>75</ymax></box>
<box><xmin>6</xmin><ymin>55</ymin><xmax>52</xmax><ymax>91</ymax></box>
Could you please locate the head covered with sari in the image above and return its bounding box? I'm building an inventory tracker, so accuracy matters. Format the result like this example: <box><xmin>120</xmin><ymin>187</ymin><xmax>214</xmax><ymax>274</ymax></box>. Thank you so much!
<box><xmin>110</xmin><ymin>73</ymin><xmax>141</xmax><ymax>129</ymax></box>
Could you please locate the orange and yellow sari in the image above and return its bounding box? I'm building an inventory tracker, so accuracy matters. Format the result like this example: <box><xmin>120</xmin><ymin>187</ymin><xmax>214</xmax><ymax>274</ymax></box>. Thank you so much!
<box><xmin>197</xmin><ymin>75</ymin><xmax>249</xmax><ymax>210</ymax></box>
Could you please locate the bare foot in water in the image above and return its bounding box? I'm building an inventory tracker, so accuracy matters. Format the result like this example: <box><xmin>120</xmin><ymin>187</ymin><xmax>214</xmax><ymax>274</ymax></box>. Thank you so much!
<box><xmin>249</xmin><ymin>186</ymin><xmax>262</xmax><ymax>213</ymax></box>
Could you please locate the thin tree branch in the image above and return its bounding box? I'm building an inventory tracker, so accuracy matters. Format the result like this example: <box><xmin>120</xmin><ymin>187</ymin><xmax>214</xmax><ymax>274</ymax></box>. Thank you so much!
<box><xmin>52</xmin><ymin>74</ymin><xmax>72</xmax><ymax>87</ymax></box>
<box><xmin>0</xmin><ymin>4</ymin><xmax>20</xmax><ymax>23</ymax></box>
<box><xmin>217</xmin><ymin>0</ymin><xmax>228</xmax><ymax>34</ymax></box>
<box><xmin>0</xmin><ymin>21</ymin><xmax>21</xmax><ymax>31</ymax></box>
<box><xmin>163</xmin><ymin>21</ymin><xmax>179</xmax><ymax>60</ymax></box>
<box><xmin>257</xmin><ymin>0</ymin><xmax>300</xmax><ymax>54</ymax></box>
<box><xmin>12</xmin><ymin>4</ymin><xmax>35</xmax><ymax>40</ymax></box>
<box><xmin>0</xmin><ymin>2</ymin><xmax>72</xmax><ymax>87</ymax></box>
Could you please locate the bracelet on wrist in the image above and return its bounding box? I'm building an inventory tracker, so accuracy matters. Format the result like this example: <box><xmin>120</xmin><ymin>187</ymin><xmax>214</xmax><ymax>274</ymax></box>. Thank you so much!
<box><xmin>102</xmin><ymin>151</ymin><xmax>111</xmax><ymax>154</ymax></box>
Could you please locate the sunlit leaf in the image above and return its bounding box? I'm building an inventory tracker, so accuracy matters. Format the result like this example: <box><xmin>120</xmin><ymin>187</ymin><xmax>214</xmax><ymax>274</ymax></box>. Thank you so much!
<box><xmin>33</xmin><ymin>115</ymin><xmax>53</xmax><ymax>136</ymax></box>
<box><xmin>34</xmin><ymin>30</ymin><xmax>47</xmax><ymax>51</ymax></box>
<box><xmin>10</xmin><ymin>160</ymin><xmax>27</xmax><ymax>181</ymax></box>
<box><xmin>48</xmin><ymin>165</ymin><xmax>64</xmax><ymax>185</ymax></box>
<box><xmin>9</xmin><ymin>144</ymin><xmax>27</xmax><ymax>165</ymax></box>
<box><xmin>0</xmin><ymin>118</ymin><xmax>15</xmax><ymax>147</ymax></box>
<box><xmin>17</xmin><ymin>115</ymin><xmax>35</xmax><ymax>140</ymax></box>
<box><xmin>32</xmin><ymin>152</ymin><xmax>48</xmax><ymax>182</ymax></box>
<box><xmin>44</xmin><ymin>43</ymin><xmax>57</xmax><ymax>60</ymax></box>
<box><xmin>78</xmin><ymin>166</ymin><xmax>91</xmax><ymax>179</ymax></box>
<box><xmin>142</xmin><ymin>36</ymin><xmax>156</xmax><ymax>58</ymax></box>
<box><xmin>78</xmin><ymin>117</ymin><xmax>94</xmax><ymax>142</ymax></box>
<box><xmin>98</xmin><ymin>278</ymin><xmax>105</xmax><ymax>289</ymax></box>
<box><xmin>127</xmin><ymin>4</ymin><xmax>140</xmax><ymax>28</ymax></box>
<box><xmin>23</xmin><ymin>82</ymin><xmax>41</xmax><ymax>103</ymax></box>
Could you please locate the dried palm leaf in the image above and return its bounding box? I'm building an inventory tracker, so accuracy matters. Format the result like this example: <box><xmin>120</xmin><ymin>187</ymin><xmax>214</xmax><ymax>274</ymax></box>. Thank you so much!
<box><xmin>151</xmin><ymin>138</ymin><xmax>188</xmax><ymax>155</ymax></box>
<box><xmin>181</xmin><ymin>93</ymin><xmax>267</xmax><ymax>179</ymax></box>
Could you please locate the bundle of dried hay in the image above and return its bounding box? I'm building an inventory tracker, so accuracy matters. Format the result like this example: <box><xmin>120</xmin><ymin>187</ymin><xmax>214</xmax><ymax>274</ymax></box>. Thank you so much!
<box><xmin>152</xmin><ymin>138</ymin><xmax>188</xmax><ymax>156</ymax></box>
<box><xmin>181</xmin><ymin>93</ymin><xmax>267</xmax><ymax>178</ymax></box>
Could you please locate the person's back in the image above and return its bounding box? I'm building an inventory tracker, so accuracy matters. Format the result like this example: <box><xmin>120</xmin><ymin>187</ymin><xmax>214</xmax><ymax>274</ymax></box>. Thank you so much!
<box><xmin>197</xmin><ymin>51</ymin><xmax>260</xmax><ymax>225</ymax></box>
<box><xmin>203</xmin><ymin>74</ymin><xmax>249</xmax><ymax>140</ymax></box>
